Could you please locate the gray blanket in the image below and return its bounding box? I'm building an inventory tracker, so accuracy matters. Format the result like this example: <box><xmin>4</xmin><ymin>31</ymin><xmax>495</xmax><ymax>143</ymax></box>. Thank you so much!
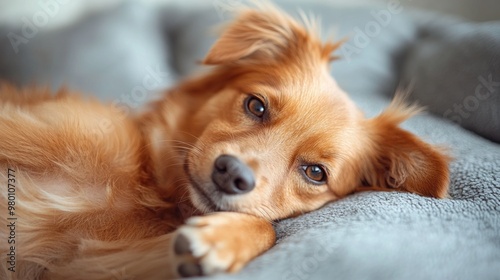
<box><xmin>0</xmin><ymin>1</ymin><xmax>499</xmax><ymax>279</ymax></box>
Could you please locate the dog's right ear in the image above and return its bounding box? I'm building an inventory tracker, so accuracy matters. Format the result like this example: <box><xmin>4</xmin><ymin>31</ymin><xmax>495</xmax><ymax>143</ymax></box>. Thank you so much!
<box><xmin>203</xmin><ymin>7</ymin><xmax>301</xmax><ymax>65</ymax></box>
<box><xmin>203</xmin><ymin>5</ymin><xmax>340</xmax><ymax>65</ymax></box>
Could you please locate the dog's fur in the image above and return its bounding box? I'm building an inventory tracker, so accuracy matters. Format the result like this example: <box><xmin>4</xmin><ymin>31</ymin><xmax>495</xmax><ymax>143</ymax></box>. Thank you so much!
<box><xmin>0</xmin><ymin>4</ymin><xmax>450</xmax><ymax>280</ymax></box>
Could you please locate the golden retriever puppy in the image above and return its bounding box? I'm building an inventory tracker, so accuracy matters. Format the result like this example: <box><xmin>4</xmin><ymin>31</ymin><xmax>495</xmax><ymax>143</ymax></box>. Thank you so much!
<box><xmin>0</xmin><ymin>4</ymin><xmax>449</xmax><ymax>280</ymax></box>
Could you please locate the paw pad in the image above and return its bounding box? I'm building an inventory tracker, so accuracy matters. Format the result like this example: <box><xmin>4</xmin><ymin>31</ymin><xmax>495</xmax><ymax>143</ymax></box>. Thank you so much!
<box><xmin>178</xmin><ymin>263</ymin><xmax>202</xmax><ymax>277</ymax></box>
<box><xmin>174</xmin><ymin>233</ymin><xmax>192</xmax><ymax>255</ymax></box>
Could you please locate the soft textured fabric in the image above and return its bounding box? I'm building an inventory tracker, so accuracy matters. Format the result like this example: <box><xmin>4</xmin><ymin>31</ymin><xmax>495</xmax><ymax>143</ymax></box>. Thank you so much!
<box><xmin>0</xmin><ymin>1</ymin><xmax>499</xmax><ymax>279</ymax></box>
<box><xmin>400</xmin><ymin>20</ymin><xmax>500</xmax><ymax>143</ymax></box>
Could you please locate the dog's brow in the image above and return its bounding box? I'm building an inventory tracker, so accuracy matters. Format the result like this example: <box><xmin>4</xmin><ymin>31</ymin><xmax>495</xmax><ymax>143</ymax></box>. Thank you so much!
<box><xmin>266</xmin><ymin>93</ymin><xmax>280</xmax><ymax>106</ymax></box>
<box><xmin>320</xmin><ymin>152</ymin><xmax>336</xmax><ymax>161</ymax></box>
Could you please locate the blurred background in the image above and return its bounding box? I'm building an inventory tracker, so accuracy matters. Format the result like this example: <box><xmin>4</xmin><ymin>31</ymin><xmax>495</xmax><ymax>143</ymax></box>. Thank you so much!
<box><xmin>1</xmin><ymin>0</ymin><xmax>499</xmax><ymax>28</ymax></box>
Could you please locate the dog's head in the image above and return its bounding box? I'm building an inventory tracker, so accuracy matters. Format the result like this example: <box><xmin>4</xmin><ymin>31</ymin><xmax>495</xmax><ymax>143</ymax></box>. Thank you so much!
<box><xmin>168</xmin><ymin>5</ymin><xmax>450</xmax><ymax>220</ymax></box>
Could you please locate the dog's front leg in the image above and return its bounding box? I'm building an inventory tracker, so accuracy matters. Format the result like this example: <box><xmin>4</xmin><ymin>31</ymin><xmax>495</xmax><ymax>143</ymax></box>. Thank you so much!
<box><xmin>170</xmin><ymin>212</ymin><xmax>275</xmax><ymax>277</ymax></box>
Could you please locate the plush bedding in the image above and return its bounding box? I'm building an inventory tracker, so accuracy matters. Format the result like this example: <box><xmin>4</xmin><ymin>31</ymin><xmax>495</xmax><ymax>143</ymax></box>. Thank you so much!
<box><xmin>1</xmin><ymin>1</ymin><xmax>499</xmax><ymax>279</ymax></box>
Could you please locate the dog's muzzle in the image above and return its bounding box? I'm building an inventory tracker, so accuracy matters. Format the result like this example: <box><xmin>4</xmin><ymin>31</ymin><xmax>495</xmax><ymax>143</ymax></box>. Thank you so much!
<box><xmin>211</xmin><ymin>155</ymin><xmax>255</xmax><ymax>195</ymax></box>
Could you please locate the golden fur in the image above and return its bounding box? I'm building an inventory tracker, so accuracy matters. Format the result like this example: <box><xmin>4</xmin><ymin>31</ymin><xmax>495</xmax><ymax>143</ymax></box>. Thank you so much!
<box><xmin>0</xmin><ymin>4</ymin><xmax>449</xmax><ymax>280</ymax></box>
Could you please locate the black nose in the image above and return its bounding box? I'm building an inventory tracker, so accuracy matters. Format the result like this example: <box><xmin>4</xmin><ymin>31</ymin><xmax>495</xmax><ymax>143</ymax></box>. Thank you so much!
<box><xmin>212</xmin><ymin>155</ymin><xmax>255</xmax><ymax>195</ymax></box>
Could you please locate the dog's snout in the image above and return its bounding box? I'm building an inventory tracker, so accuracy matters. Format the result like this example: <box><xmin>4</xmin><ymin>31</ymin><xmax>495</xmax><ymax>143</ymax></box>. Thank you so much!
<box><xmin>212</xmin><ymin>155</ymin><xmax>255</xmax><ymax>195</ymax></box>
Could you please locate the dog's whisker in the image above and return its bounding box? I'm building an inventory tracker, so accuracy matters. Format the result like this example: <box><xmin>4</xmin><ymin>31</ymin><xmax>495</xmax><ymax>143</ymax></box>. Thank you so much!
<box><xmin>170</xmin><ymin>177</ymin><xmax>190</xmax><ymax>187</ymax></box>
<box><xmin>259</xmin><ymin>207</ymin><xmax>274</xmax><ymax>222</ymax></box>
<box><xmin>178</xmin><ymin>188</ymin><xmax>192</xmax><ymax>204</ymax></box>
<box><xmin>176</xmin><ymin>131</ymin><xmax>204</xmax><ymax>143</ymax></box>
<box><xmin>138</xmin><ymin>139</ymin><xmax>199</xmax><ymax>154</ymax></box>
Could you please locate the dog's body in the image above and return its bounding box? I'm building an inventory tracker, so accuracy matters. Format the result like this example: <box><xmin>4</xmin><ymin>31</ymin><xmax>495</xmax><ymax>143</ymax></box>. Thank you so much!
<box><xmin>0</xmin><ymin>4</ymin><xmax>450</xmax><ymax>280</ymax></box>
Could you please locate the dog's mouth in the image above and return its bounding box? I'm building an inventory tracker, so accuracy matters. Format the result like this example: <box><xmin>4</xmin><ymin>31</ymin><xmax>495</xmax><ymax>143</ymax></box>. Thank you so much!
<box><xmin>188</xmin><ymin>178</ymin><xmax>220</xmax><ymax>212</ymax></box>
<box><xmin>183</xmin><ymin>161</ymin><xmax>226</xmax><ymax>213</ymax></box>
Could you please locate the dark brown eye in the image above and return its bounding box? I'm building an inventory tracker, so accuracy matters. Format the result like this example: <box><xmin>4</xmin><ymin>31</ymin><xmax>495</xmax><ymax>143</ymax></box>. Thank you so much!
<box><xmin>301</xmin><ymin>165</ymin><xmax>327</xmax><ymax>184</ymax></box>
<box><xmin>245</xmin><ymin>96</ymin><xmax>265</xmax><ymax>119</ymax></box>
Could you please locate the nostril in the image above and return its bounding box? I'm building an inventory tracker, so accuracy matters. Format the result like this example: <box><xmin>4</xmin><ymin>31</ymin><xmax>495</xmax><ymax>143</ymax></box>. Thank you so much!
<box><xmin>215</xmin><ymin>164</ymin><xmax>226</xmax><ymax>173</ymax></box>
<box><xmin>235</xmin><ymin>178</ymin><xmax>245</xmax><ymax>191</ymax></box>
<box><xmin>214</xmin><ymin>157</ymin><xmax>227</xmax><ymax>172</ymax></box>
<box><xmin>235</xmin><ymin>178</ymin><xmax>252</xmax><ymax>192</ymax></box>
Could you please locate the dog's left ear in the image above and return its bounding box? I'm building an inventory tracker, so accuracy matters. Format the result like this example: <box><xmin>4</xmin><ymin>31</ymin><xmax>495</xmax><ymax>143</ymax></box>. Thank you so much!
<box><xmin>359</xmin><ymin>98</ymin><xmax>450</xmax><ymax>198</ymax></box>
<box><xmin>203</xmin><ymin>6</ymin><xmax>340</xmax><ymax>65</ymax></box>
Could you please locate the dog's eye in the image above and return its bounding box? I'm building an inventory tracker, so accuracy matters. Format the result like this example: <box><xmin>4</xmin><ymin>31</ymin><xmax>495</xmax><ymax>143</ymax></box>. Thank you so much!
<box><xmin>245</xmin><ymin>96</ymin><xmax>266</xmax><ymax>119</ymax></box>
<box><xmin>301</xmin><ymin>165</ymin><xmax>327</xmax><ymax>184</ymax></box>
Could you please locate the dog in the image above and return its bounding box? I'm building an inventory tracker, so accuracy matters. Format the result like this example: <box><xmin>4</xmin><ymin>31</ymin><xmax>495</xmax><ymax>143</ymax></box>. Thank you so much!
<box><xmin>0</xmin><ymin>3</ymin><xmax>450</xmax><ymax>280</ymax></box>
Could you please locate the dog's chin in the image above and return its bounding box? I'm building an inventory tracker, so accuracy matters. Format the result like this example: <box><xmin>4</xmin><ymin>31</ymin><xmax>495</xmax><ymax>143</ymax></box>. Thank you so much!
<box><xmin>187</xmin><ymin>182</ymin><xmax>218</xmax><ymax>213</ymax></box>
<box><xmin>186</xmin><ymin>178</ymin><xmax>232</xmax><ymax>214</ymax></box>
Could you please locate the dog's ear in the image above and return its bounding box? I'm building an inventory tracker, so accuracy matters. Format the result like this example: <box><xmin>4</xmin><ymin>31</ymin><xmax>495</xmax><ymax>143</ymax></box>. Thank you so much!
<box><xmin>359</xmin><ymin>97</ymin><xmax>450</xmax><ymax>198</ymax></box>
<box><xmin>203</xmin><ymin>8</ymin><xmax>299</xmax><ymax>65</ymax></box>
<box><xmin>203</xmin><ymin>6</ymin><xmax>340</xmax><ymax>65</ymax></box>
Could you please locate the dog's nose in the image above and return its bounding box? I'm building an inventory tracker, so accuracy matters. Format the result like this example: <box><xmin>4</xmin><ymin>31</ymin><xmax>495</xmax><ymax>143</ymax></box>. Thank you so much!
<box><xmin>212</xmin><ymin>155</ymin><xmax>255</xmax><ymax>195</ymax></box>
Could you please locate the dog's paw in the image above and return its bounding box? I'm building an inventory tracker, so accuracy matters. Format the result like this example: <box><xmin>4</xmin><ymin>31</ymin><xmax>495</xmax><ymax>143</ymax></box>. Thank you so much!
<box><xmin>171</xmin><ymin>212</ymin><xmax>274</xmax><ymax>277</ymax></box>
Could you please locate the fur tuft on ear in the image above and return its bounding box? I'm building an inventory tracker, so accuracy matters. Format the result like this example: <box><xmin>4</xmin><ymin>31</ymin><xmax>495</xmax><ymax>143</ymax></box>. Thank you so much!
<box><xmin>202</xmin><ymin>2</ymin><xmax>342</xmax><ymax>65</ymax></box>
<box><xmin>376</xmin><ymin>92</ymin><xmax>424</xmax><ymax>125</ymax></box>
<box><xmin>359</xmin><ymin>95</ymin><xmax>450</xmax><ymax>198</ymax></box>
